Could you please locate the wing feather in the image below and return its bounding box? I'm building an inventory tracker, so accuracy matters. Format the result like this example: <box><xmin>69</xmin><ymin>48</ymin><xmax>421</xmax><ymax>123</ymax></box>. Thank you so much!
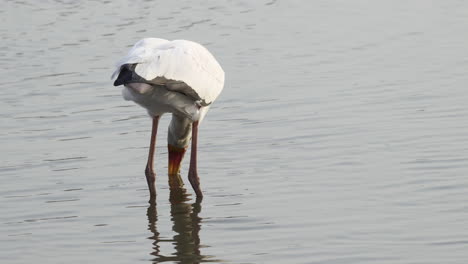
<box><xmin>112</xmin><ymin>38</ymin><xmax>225</xmax><ymax>105</ymax></box>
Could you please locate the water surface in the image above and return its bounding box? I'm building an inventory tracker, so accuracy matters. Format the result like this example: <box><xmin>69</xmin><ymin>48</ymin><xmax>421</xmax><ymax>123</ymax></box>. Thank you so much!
<box><xmin>1</xmin><ymin>0</ymin><xmax>468</xmax><ymax>263</ymax></box>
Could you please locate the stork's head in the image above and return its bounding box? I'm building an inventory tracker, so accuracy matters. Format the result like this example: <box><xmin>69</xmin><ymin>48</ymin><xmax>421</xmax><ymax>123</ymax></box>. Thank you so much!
<box><xmin>167</xmin><ymin>114</ymin><xmax>192</xmax><ymax>176</ymax></box>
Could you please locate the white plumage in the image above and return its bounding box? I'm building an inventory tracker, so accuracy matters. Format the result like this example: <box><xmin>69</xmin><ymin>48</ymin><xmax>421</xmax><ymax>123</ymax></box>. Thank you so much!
<box><xmin>112</xmin><ymin>38</ymin><xmax>224</xmax><ymax>106</ymax></box>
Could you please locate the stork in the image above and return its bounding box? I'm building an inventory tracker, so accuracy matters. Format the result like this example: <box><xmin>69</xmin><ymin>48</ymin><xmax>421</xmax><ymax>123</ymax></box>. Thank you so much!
<box><xmin>112</xmin><ymin>38</ymin><xmax>225</xmax><ymax>198</ymax></box>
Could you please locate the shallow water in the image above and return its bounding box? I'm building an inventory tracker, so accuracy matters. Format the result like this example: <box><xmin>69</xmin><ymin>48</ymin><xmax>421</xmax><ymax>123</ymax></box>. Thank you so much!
<box><xmin>1</xmin><ymin>0</ymin><xmax>468</xmax><ymax>263</ymax></box>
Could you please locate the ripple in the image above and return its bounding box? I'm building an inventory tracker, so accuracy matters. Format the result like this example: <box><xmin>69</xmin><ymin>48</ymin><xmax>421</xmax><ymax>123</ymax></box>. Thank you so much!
<box><xmin>44</xmin><ymin>156</ymin><xmax>87</xmax><ymax>162</ymax></box>
<box><xmin>45</xmin><ymin>199</ymin><xmax>80</xmax><ymax>203</ymax></box>
<box><xmin>58</xmin><ymin>136</ymin><xmax>92</xmax><ymax>141</ymax></box>
<box><xmin>63</xmin><ymin>188</ymin><xmax>83</xmax><ymax>192</ymax></box>
<box><xmin>7</xmin><ymin>233</ymin><xmax>32</xmax><ymax>237</ymax></box>
<box><xmin>101</xmin><ymin>240</ymin><xmax>136</xmax><ymax>244</ymax></box>
<box><xmin>429</xmin><ymin>240</ymin><xmax>468</xmax><ymax>246</ymax></box>
<box><xmin>51</xmin><ymin>167</ymin><xmax>80</xmax><ymax>171</ymax></box>
<box><xmin>214</xmin><ymin>203</ymin><xmax>242</xmax><ymax>207</ymax></box>
<box><xmin>21</xmin><ymin>72</ymin><xmax>79</xmax><ymax>81</ymax></box>
<box><xmin>14</xmin><ymin>114</ymin><xmax>68</xmax><ymax>119</ymax></box>
<box><xmin>20</xmin><ymin>216</ymin><xmax>78</xmax><ymax>223</ymax></box>
<box><xmin>179</xmin><ymin>19</ymin><xmax>212</xmax><ymax>30</ymax></box>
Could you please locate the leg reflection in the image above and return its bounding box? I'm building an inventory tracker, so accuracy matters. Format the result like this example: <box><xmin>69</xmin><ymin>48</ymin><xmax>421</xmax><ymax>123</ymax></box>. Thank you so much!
<box><xmin>146</xmin><ymin>200</ymin><xmax>160</xmax><ymax>259</ymax></box>
<box><xmin>170</xmin><ymin>188</ymin><xmax>201</xmax><ymax>263</ymax></box>
<box><xmin>147</xmin><ymin>186</ymin><xmax>216</xmax><ymax>263</ymax></box>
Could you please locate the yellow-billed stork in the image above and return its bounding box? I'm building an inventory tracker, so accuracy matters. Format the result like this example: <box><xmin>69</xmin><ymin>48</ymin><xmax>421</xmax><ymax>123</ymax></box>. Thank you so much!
<box><xmin>112</xmin><ymin>38</ymin><xmax>225</xmax><ymax>198</ymax></box>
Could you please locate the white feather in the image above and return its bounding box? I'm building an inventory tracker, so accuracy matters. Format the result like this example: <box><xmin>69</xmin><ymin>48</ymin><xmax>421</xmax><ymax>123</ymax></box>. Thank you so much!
<box><xmin>112</xmin><ymin>38</ymin><xmax>225</xmax><ymax>105</ymax></box>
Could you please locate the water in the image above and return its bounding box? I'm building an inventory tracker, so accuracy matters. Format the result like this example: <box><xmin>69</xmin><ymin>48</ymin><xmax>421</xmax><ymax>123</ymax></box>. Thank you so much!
<box><xmin>1</xmin><ymin>0</ymin><xmax>468</xmax><ymax>263</ymax></box>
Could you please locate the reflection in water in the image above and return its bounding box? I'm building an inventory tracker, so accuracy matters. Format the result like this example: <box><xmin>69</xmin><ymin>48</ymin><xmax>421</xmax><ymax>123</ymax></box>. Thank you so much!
<box><xmin>147</xmin><ymin>185</ymin><xmax>217</xmax><ymax>263</ymax></box>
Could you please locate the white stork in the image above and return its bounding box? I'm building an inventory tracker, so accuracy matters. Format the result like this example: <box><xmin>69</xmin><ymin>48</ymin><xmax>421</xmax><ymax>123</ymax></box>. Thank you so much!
<box><xmin>112</xmin><ymin>38</ymin><xmax>225</xmax><ymax>198</ymax></box>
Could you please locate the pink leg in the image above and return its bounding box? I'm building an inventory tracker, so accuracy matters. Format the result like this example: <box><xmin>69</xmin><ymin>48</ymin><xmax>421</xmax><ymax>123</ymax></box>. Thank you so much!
<box><xmin>188</xmin><ymin>121</ymin><xmax>203</xmax><ymax>198</ymax></box>
<box><xmin>145</xmin><ymin>116</ymin><xmax>160</xmax><ymax>198</ymax></box>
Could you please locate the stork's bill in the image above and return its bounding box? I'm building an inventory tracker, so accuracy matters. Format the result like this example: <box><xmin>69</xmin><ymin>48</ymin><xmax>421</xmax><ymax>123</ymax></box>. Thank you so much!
<box><xmin>168</xmin><ymin>144</ymin><xmax>187</xmax><ymax>176</ymax></box>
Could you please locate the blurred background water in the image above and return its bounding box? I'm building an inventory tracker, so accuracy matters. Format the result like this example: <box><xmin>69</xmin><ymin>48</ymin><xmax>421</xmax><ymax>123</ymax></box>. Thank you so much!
<box><xmin>1</xmin><ymin>0</ymin><xmax>468</xmax><ymax>263</ymax></box>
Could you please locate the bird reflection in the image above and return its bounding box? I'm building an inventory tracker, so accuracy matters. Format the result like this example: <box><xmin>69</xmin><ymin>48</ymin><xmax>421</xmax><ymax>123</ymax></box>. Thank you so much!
<box><xmin>146</xmin><ymin>180</ymin><xmax>215</xmax><ymax>263</ymax></box>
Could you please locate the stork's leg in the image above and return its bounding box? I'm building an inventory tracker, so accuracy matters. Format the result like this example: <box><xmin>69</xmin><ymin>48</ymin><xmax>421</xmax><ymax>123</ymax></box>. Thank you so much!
<box><xmin>145</xmin><ymin>116</ymin><xmax>160</xmax><ymax>198</ymax></box>
<box><xmin>188</xmin><ymin>121</ymin><xmax>202</xmax><ymax>197</ymax></box>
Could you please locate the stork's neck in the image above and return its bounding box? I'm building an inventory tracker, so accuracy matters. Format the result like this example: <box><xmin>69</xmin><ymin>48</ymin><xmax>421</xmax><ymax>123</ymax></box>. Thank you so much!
<box><xmin>168</xmin><ymin>114</ymin><xmax>192</xmax><ymax>148</ymax></box>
